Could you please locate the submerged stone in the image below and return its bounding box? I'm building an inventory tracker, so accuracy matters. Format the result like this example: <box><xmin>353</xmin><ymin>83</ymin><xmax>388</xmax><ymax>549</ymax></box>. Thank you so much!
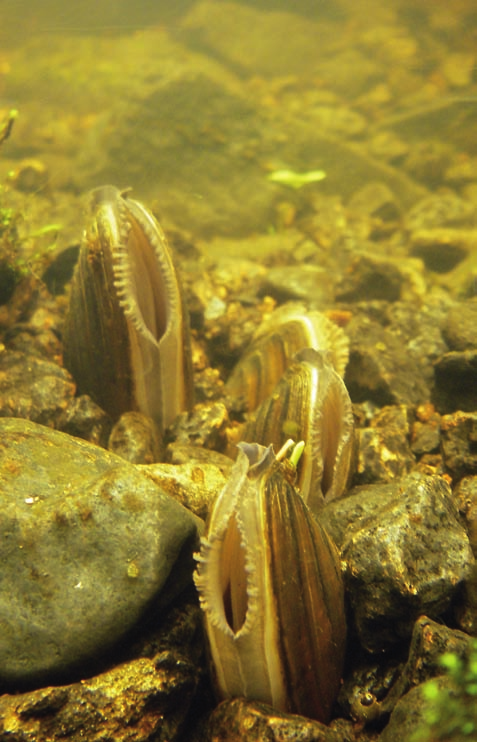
<box><xmin>0</xmin><ymin>418</ymin><xmax>202</xmax><ymax>689</ymax></box>
<box><xmin>333</xmin><ymin>474</ymin><xmax>474</xmax><ymax>652</ymax></box>
<box><xmin>0</xmin><ymin>649</ymin><xmax>198</xmax><ymax>742</ymax></box>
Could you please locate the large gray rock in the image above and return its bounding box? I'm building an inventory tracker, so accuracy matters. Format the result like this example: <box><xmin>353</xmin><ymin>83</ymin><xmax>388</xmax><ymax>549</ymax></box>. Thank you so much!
<box><xmin>0</xmin><ymin>418</ymin><xmax>202</xmax><ymax>688</ymax></box>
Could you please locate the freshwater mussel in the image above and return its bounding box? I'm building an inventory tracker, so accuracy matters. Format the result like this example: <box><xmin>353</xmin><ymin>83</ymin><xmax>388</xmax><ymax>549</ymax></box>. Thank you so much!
<box><xmin>194</xmin><ymin>441</ymin><xmax>347</xmax><ymax>724</ymax></box>
<box><xmin>62</xmin><ymin>189</ymin><xmax>354</xmax><ymax>725</ymax></box>
<box><xmin>63</xmin><ymin>185</ymin><xmax>193</xmax><ymax>433</ymax></box>
<box><xmin>226</xmin><ymin>303</ymin><xmax>355</xmax><ymax>511</ymax></box>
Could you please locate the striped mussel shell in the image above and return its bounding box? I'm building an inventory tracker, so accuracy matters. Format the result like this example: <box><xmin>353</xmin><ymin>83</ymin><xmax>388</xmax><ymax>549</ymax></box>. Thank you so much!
<box><xmin>63</xmin><ymin>185</ymin><xmax>193</xmax><ymax>433</ymax></box>
<box><xmin>241</xmin><ymin>348</ymin><xmax>355</xmax><ymax>512</ymax></box>
<box><xmin>225</xmin><ymin>302</ymin><xmax>349</xmax><ymax>413</ymax></box>
<box><xmin>194</xmin><ymin>441</ymin><xmax>346</xmax><ymax>723</ymax></box>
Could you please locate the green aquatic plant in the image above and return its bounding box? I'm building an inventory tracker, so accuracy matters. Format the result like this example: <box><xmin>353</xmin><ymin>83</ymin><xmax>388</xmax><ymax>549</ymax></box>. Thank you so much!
<box><xmin>267</xmin><ymin>168</ymin><xmax>326</xmax><ymax>189</ymax></box>
<box><xmin>412</xmin><ymin>639</ymin><xmax>477</xmax><ymax>741</ymax></box>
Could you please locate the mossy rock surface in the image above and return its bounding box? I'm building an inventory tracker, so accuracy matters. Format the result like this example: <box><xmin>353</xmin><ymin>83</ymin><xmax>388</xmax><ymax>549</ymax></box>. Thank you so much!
<box><xmin>0</xmin><ymin>418</ymin><xmax>201</xmax><ymax>689</ymax></box>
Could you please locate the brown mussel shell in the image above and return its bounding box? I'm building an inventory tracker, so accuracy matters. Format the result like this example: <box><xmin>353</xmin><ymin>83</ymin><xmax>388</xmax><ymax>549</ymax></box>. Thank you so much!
<box><xmin>241</xmin><ymin>348</ymin><xmax>355</xmax><ymax>511</ymax></box>
<box><xmin>226</xmin><ymin>303</ymin><xmax>349</xmax><ymax>413</ymax></box>
<box><xmin>194</xmin><ymin>442</ymin><xmax>346</xmax><ymax>723</ymax></box>
<box><xmin>63</xmin><ymin>186</ymin><xmax>193</xmax><ymax>432</ymax></box>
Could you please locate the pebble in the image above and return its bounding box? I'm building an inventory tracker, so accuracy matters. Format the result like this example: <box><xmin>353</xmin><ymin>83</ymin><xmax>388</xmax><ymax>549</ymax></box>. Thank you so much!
<box><xmin>108</xmin><ymin>411</ymin><xmax>164</xmax><ymax>464</ymax></box>
<box><xmin>0</xmin><ymin>350</ymin><xmax>75</xmax><ymax>425</ymax></box>
<box><xmin>140</xmin><ymin>459</ymin><xmax>228</xmax><ymax>521</ymax></box>
<box><xmin>434</xmin><ymin>352</ymin><xmax>477</xmax><ymax>414</ymax></box>
<box><xmin>335</xmin><ymin>254</ymin><xmax>404</xmax><ymax>303</ymax></box>
<box><xmin>355</xmin><ymin>405</ymin><xmax>415</xmax><ymax>485</ymax></box>
<box><xmin>259</xmin><ymin>264</ymin><xmax>333</xmax><ymax>306</ymax></box>
<box><xmin>207</xmin><ymin>698</ymin><xmax>355</xmax><ymax>742</ymax></box>
<box><xmin>409</xmin><ymin>227</ymin><xmax>471</xmax><ymax>273</ymax></box>
<box><xmin>405</xmin><ymin>192</ymin><xmax>476</xmax><ymax>232</ymax></box>
<box><xmin>343</xmin><ymin>616</ymin><xmax>472</xmax><ymax>725</ymax></box>
<box><xmin>344</xmin><ymin>315</ymin><xmax>430</xmax><ymax>406</ymax></box>
<box><xmin>440</xmin><ymin>411</ymin><xmax>477</xmax><ymax>479</ymax></box>
<box><xmin>0</xmin><ymin>418</ymin><xmax>202</xmax><ymax>688</ymax></box>
<box><xmin>57</xmin><ymin>394</ymin><xmax>112</xmax><ymax>448</ymax></box>
<box><xmin>442</xmin><ymin>297</ymin><xmax>477</xmax><ymax>351</ymax></box>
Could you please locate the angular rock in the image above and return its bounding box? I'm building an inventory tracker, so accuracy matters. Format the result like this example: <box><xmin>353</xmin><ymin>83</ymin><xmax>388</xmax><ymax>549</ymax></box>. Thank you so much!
<box><xmin>454</xmin><ymin>476</ymin><xmax>477</xmax><ymax>555</ymax></box>
<box><xmin>410</xmin><ymin>404</ymin><xmax>441</xmax><ymax>457</ymax></box>
<box><xmin>338</xmin><ymin>474</ymin><xmax>474</xmax><ymax>651</ymax></box>
<box><xmin>0</xmin><ymin>418</ymin><xmax>202</xmax><ymax>688</ymax></box>
<box><xmin>141</xmin><ymin>459</ymin><xmax>227</xmax><ymax>522</ymax></box>
<box><xmin>344</xmin><ymin>316</ymin><xmax>429</xmax><ymax>406</ymax></box>
<box><xmin>0</xmin><ymin>650</ymin><xmax>197</xmax><ymax>742</ymax></box>
<box><xmin>259</xmin><ymin>264</ymin><xmax>332</xmax><ymax>305</ymax></box>
<box><xmin>443</xmin><ymin>297</ymin><xmax>477</xmax><ymax>351</ymax></box>
<box><xmin>441</xmin><ymin>411</ymin><xmax>477</xmax><ymax>478</ymax></box>
<box><xmin>207</xmin><ymin>698</ymin><xmax>355</xmax><ymax>742</ymax></box>
<box><xmin>108</xmin><ymin>411</ymin><xmax>164</xmax><ymax>464</ymax></box>
<box><xmin>434</xmin><ymin>352</ymin><xmax>477</xmax><ymax>413</ymax></box>
<box><xmin>378</xmin><ymin>677</ymin><xmax>453</xmax><ymax>742</ymax></box>
<box><xmin>335</xmin><ymin>254</ymin><xmax>404</xmax><ymax>303</ymax></box>
<box><xmin>342</xmin><ymin>616</ymin><xmax>473</xmax><ymax>726</ymax></box>
<box><xmin>355</xmin><ymin>405</ymin><xmax>415</xmax><ymax>485</ymax></box>
<box><xmin>410</xmin><ymin>227</ymin><xmax>471</xmax><ymax>273</ymax></box>
<box><xmin>0</xmin><ymin>350</ymin><xmax>75</xmax><ymax>425</ymax></box>
<box><xmin>57</xmin><ymin>394</ymin><xmax>112</xmax><ymax>448</ymax></box>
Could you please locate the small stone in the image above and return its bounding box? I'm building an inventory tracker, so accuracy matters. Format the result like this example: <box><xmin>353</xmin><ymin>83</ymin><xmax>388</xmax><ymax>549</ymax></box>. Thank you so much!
<box><xmin>454</xmin><ymin>476</ymin><xmax>477</xmax><ymax>555</ymax></box>
<box><xmin>335</xmin><ymin>254</ymin><xmax>403</xmax><ymax>303</ymax></box>
<box><xmin>344</xmin><ymin>316</ymin><xmax>429</xmax><ymax>406</ymax></box>
<box><xmin>259</xmin><ymin>264</ymin><xmax>332</xmax><ymax>306</ymax></box>
<box><xmin>58</xmin><ymin>394</ymin><xmax>112</xmax><ymax>448</ymax></box>
<box><xmin>441</xmin><ymin>411</ymin><xmax>477</xmax><ymax>479</ymax></box>
<box><xmin>410</xmin><ymin>417</ymin><xmax>441</xmax><ymax>456</ymax></box>
<box><xmin>8</xmin><ymin>158</ymin><xmax>49</xmax><ymax>192</ymax></box>
<box><xmin>405</xmin><ymin>193</ymin><xmax>476</xmax><ymax>232</ymax></box>
<box><xmin>340</xmin><ymin>474</ymin><xmax>474</xmax><ymax>651</ymax></box>
<box><xmin>141</xmin><ymin>460</ymin><xmax>228</xmax><ymax>520</ymax></box>
<box><xmin>442</xmin><ymin>297</ymin><xmax>477</xmax><ymax>351</ymax></box>
<box><xmin>0</xmin><ymin>349</ymin><xmax>75</xmax><ymax>425</ymax></box>
<box><xmin>341</xmin><ymin>616</ymin><xmax>472</xmax><ymax>725</ymax></box>
<box><xmin>0</xmin><ymin>418</ymin><xmax>202</xmax><ymax>687</ymax></box>
<box><xmin>207</xmin><ymin>698</ymin><xmax>354</xmax><ymax>742</ymax></box>
<box><xmin>434</xmin><ymin>350</ymin><xmax>477</xmax><ymax>413</ymax></box>
<box><xmin>108</xmin><ymin>411</ymin><xmax>164</xmax><ymax>464</ymax></box>
<box><xmin>403</xmin><ymin>140</ymin><xmax>453</xmax><ymax>187</ymax></box>
<box><xmin>411</xmin><ymin>403</ymin><xmax>441</xmax><ymax>456</ymax></box>
<box><xmin>5</xmin><ymin>322</ymin><xmax>63</xmax><ymax>362</ymax></box>
<box><xmin>169</xmin><ymin>401</ymin><xmax>229</xmax><ymax>450</ymax></box>
<box><xmin>348</xmin><ymin>181</ymin><xmax>401</xmax><ymax>221</ymax></box>
<box><xmin>355</xmin><ymin>405</ymin><xmax>415</xmax><ymax>485</ymax></box>
<box><xmin>410</xmin><ymin>228</ymin><xmax>470</xmax><ymax>273</ymax></box>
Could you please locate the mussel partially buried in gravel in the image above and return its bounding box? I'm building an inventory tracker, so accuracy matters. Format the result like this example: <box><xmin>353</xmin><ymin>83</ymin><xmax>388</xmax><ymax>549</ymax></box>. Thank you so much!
<box><xmin>63</xmin><ymin>185</ymin><xmax>193</xmax><ymax>433</ymax></box>
<box><xmin>194</xmin><ymin>440</ymin><xmax>346</xmax><ymax>724</ymax></box>
<box><xmin>238</xmin><ymin>348</ymin><xmax>355</xmax><ymax>512</ymax></box>
<box><xmin>225</xmin><ymin>302</ymin><xmax>349</xmax><ymax>413</ymax></box>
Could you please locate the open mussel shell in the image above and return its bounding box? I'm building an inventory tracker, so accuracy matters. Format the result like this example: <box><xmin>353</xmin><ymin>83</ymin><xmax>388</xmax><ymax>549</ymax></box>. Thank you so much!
<box><xmin>225</xmin><ymin>303</ymin><xmax>349</xmax><ymax>413</ymax></box>
<box><xmin>63</xmin><ymin>185</ymin><xmax>193</xmax><ymax>433</ymax></box>
<box><xmin>194</xmin><ymin>442</ymin><xmax>346</xmax><ymax>724</ymax></box>
<box><xmin>241</xmin><ymin>348</ymin><xmax>355</xmax><ymax>511</ymax></box>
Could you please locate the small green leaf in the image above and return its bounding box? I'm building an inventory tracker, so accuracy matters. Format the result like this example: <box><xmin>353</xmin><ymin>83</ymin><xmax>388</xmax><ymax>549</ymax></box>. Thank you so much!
<box><xmin>267</xmin><ymin>168</ymin><xmax>327</xmax><ymax>189</ymax></box>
